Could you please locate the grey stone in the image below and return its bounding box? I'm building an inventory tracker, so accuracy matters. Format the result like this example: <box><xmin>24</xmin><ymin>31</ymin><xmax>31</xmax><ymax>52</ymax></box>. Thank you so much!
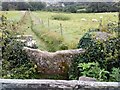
<box><xmin>79</xmin><ymin>76</ymin><xmax>97</xmax><ymax>81</ymax></box>
<box><xmin>23</xmin><ymin>47</ymin><xmax>85</xmax><ymax>75</ymax></box>
<box><xmin>0</xmin><ymin>79</ymin><xmax>120</xmax><ymax>90</ymax></box>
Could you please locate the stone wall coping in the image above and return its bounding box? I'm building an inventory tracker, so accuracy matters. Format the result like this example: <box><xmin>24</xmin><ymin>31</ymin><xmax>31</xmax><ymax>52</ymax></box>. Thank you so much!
<box><xmin>0</xmin><ymin>79</ymin><xmax>120</xmax><ymax>87</ymax></box>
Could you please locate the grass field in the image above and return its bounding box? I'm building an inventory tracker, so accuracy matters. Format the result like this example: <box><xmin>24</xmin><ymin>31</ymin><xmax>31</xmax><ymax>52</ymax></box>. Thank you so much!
<box><xmin>0</xmin><ymin>11</ymin><xmax>118</xmax><ymax>51</ymax></box>
<box><xmin>31</xmin><ymin>11</ymin><xmax>118</xmax><ymax>49</ymax></box>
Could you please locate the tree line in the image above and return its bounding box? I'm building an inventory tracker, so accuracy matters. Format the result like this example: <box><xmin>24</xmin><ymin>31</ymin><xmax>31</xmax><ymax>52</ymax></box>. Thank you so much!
<box><xmin>1</xmin><ymin>2</ymin><xmax>120</xmax><ymax>12</ymax></box>
<box><xmin>2</xmin><ymin>2</ymin><xmax>46</xmax><ymax>11</ymax></box>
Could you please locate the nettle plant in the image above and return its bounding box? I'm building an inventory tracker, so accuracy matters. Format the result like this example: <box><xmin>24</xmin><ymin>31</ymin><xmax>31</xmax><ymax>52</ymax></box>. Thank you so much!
<box><xmin>110</xmin><ymin>67</ymin><xmax>120</xmax><ymax>82</ymax></box>
<box><xmin>78</xmin><ymin>62</ymin><xmax>109</xmax><ymax>81</ymax></box>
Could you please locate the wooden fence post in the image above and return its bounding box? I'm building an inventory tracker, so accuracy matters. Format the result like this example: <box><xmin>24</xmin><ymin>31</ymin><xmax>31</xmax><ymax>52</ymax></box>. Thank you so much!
<box><xmin>60</xmin><ymin>23</ymin><xmax>63</xmax><ymax>36</ymax></box>
<box><xmin>118</xmin><ymin>11</ymin><xmax>120</xmax><ymax>38</ymax></box>
<box><xmin>99</xmin><ymin>18</ymin><xmax>102</xmax><ymax>31</ymax></box>
<box><xmin>41</xmin><ymin>20</ymin><xmax>44</xmax><ymax>25</ymax></box>
<box><xmin>48</xmin><ymin>18</ymin><xmax>49</xmax><ymax>27</ymax></box>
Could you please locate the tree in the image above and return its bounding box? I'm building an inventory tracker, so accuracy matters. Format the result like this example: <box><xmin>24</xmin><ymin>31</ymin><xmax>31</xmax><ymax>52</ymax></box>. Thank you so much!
<box><xmin>2</xmin><ymin>2</ymin><xmax>9</xmax><ymax>11</ymax></box>
<box><xmin>63</xmin><ymin>5</ymin><xmax>77</xmax><ymax>13</ymax></box>
<box><xmin>28</xmin><ymin>2</ymin><xmax>46</xmax><ymax>11</ymax></box>
<box><xmin>1</xmin><ymin>2</ymin><xmax>46</xmax><ymax>11</ymax></box>
<box><xmin>86</xmin><ymin>2</ymin><xmax>119</xmax><ymax>13</ymax></box>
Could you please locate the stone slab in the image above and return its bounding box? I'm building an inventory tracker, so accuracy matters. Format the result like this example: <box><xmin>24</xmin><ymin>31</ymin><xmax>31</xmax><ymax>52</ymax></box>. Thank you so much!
<box><xmin>0</xmin><ymin>79</ymin><xmax>120</xmax><ymax>90</ymax></box>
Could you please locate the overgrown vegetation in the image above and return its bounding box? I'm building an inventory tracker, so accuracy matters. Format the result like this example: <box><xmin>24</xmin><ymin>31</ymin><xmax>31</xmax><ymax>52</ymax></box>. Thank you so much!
<box><xmin>78</xmin><ymin>62</ymin><xmax>109</xmax><ymax>81</ymax></box>
<box><xmin>69</xmin><ymin>24</ymin><xmax>120</xmax><ymax>81</ymax></box>
<box><xmin>32</xmin><ymin>22</ymin><xmax>68</xmax><ymax>51</ymax></box>
<box><xmin>1</xmin><ymin>15</ymin><xmax>40</xmax><ymax>79</ymax></box>
<box><xmin>1</xmin><ymin>14</ymin><xmax>68</xmax><ymax>78</ymax></box>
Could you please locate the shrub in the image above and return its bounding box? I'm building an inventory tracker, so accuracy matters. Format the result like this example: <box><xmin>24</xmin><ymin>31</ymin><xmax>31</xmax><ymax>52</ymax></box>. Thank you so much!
<box><xmin>77</xmin><ymin>31</ymin><xmax>119</xmax><ymax>70</ymax></box>
<box><xmin>1</xmin><ymin>15</ymin><xmax>39</xmax><ymax>79</ymax></box>
<box><xmin>51</xmin><ymin>14</ymin><xmax>70</xmax><ymax>21</ymax></box>
<box><xmin>69</xmin><ymin>29</ymin><xmax>119</xmax><ymax>81</ymax></box>
<box><xmin>2</xmin><ymin>38</ymin><xmax>38</xmax><ymax>79</ymax></box>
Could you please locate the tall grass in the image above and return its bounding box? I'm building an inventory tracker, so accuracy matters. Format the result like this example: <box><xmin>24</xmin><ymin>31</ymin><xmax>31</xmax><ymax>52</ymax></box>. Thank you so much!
<box><xmin>32</xmin><ymin>25</ymin><xmax>66</xmax><ymax>51</ymax></box>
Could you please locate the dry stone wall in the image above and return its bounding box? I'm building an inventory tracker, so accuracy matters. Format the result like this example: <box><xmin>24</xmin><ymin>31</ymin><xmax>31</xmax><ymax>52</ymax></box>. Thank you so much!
<box><xmin>0</xmin><ymin>79</ymin><xmax>120</xmax><ymax>90</ymax></box>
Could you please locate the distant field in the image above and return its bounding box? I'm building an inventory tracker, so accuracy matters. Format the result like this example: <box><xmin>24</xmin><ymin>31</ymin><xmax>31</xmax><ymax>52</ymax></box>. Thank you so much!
<box><xmin>32</xmin><ymin>11</ymin><xmax>118</xmax><ymax>48</ymax></box>
<box><xmin>0</xmin><ymin>11</ymin><xmax>118</xmax><ymax>51</ymax></box>
<box><xmin>0</xmin><ymin>11</ymin><xmax>23</xmax><ymax>22</ymax></box>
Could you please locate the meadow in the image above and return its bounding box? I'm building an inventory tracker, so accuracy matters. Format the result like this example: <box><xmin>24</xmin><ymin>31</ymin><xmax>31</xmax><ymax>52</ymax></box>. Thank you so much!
<box><xmin>33</xmin><ymin>11</ymin><xmax>118</xmax><ymax>48</ymax></box>
<box><xmin>0</xmin><ymin>11</ymin><xmax>118</xmax><ymax>51</ymax></box>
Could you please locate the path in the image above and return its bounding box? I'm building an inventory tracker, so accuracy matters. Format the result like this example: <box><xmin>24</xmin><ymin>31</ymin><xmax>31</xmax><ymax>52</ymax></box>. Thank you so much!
<box><xmin>19</xmin><ymin>11</ymin><xmax>48</xmax><ymax>51</ymax></box>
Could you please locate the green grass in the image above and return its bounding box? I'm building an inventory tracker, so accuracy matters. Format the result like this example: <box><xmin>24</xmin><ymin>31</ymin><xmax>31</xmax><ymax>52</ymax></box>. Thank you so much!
<box><xmin>32</xmin><ymin>11</ymin><xmax>118</xmax><ymax>49</ymax></box>
<box><xmin>0</xmin><ymin>11</ymin><xmax>23</xmax><ymax>22</ymax></box>
<box><xmin>0</xmin><ymin>11</ymin><xmax>49</xmax><ymax>50</ymax></box>
<box><xmin>0</xmin><ymin>11</ymin><xmax>118</xmax><ymax>51</ymax></box>
<box><xmin>17</xmin><ymin>12</ymin><xmax>49</xmax><ymax>51</ymax></box>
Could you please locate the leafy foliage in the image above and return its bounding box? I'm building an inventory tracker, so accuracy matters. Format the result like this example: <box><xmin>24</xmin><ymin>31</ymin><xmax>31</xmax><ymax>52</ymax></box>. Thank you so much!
<box><xmin>109</xmin><ymin>67</ymin><xmax>120</xmax><ymax>82</ymax></box>
<box><xmin>69</xmin><ymin>28</ymin><xmax>119</xmax><ymax>81</ymax></box>
<box><xmin>86</xmin><ymin>2</ymin><xmax>119</xmax><ymax>13</ymax></box>
<box><xmin>77</xmin><ymin>31</ymin><xmax>119</xmax><ymax>70</ymax></box>
<box><xmin>2</xmin><ymin>2</ymin><xmax>46</xmax><ymax>11</ymax></box>
<box><xmin>1</xmin><ymin>14</ymin><xmax>69</xmax><ymax>79</ymax></box>
<box><xmin>1</xmin><ymin>15</ymin><xmax>39</xmax><ymax>79</ymax></box>
<box><xmin>78</xmin><ymin>62</ymin><xmax>109</xmax><ymax>81</ymax></box>
<box><xmin>63</xmin><ymin>5</ymin><xmax>77</xmax><ymax>13</ymax></box>
<box><xmin>28</xmin><ymin>2</ymin><xmax>46</xmax><ymax>11</ymax></box>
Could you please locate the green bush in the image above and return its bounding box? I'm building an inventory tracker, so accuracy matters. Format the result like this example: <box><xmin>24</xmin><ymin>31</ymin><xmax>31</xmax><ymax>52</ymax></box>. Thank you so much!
<box><xmin>77</xmin><ymin>31</ymin><xmax>119</xmax><ymax>70</ymax></box>
<box><xmin>1</xmin><ymin>15</ymin><xmax>39</xmax><ymax>79</ymax></box>
<box><xmin>2</xmin><ymin>38</ymin><xmax>38</xmax><ymax>79</ymax></box>
<box><xmin>69</xmin><ymin>29</ymin><xmax>119</xmax><ymax>81</ymax></box>
<box><xmin>51</xmin><ymin>14</ymin><xmax>70</xmax><ymax>21</ymax></box>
